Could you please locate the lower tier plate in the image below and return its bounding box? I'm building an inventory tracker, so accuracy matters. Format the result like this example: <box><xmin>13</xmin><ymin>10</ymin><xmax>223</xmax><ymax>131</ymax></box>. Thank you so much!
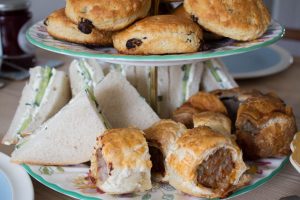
<box><xmin>23</xmin><ymin>157</ymin><xmax>287</xmax><ymax>200</ymax></box>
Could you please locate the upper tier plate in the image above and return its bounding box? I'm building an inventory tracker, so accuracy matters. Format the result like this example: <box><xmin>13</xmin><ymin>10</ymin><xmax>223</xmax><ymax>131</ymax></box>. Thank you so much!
<box><xmin>27</xmin><ymin>20</ymin><xmax>284</xmax><ymax>66</ymax></box>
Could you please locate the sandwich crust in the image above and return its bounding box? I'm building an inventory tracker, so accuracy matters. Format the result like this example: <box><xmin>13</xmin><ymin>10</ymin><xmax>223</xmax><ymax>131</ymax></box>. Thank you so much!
<box><xmin>65</xmin><ymin>0</ymin><xmax>151</xmax><ymax>31</ymax></box>
<box><xmin>166</xmin><ymin>126</ymin><xmax>247</xmax><ymax>198</ymax></box>
<box><xmin>45</xmin><ymin>8</ymin><xmax>112</xmax><ymax>46</ymax></box>
<box><xmin>112</xmin><ymin>15</ymin><xmax>203</xmax><ymax>55</ymax></box>
<box><xmin>184</xmin><ymin>0</ymin><xmax>271</xmax><ymax>41</ymax></box>
<box><xmin>90</xmin><ymin>128</ymin><xmax>152</xmax><ymax>194</ymax></box>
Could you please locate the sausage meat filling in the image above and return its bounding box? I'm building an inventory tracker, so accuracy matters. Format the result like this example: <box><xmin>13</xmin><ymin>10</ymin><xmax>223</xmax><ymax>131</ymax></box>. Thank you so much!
<box><xmin>148</xmin><ymin>145</ymin><xmax>165</xmax><ymax>177</ymax></box>
<box><xmin>197</xmin><ymin>148</ymin><xmax>234</xmax><ymax>190</ymax></box>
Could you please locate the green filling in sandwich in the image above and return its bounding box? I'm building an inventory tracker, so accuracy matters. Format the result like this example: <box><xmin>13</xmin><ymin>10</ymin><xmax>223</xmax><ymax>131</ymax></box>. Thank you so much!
<box><xmin>17</xmin><ymin>67</ymin><xmax>53</xmax><ymax>136</ymax></box>
<box><xmin>78</xmin><ymin>60</ymin><xmax>93</xmax><ymax>91</ymax></box>
<box><xmin>34</xmin><ymin>67</ymin><xmax>53</xmax><ymax>106</ymax></box>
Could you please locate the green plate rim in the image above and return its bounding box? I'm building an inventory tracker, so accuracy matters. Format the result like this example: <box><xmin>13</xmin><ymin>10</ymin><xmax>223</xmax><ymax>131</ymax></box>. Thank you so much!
<box><xmin>26</xmin><ymin>21</ymin><xmax>285</xmax><ymax>62</ymax></box>
<box><xmin>22</xmin><ymin>157</ymin><xmax>288</xmax><ymax>200</ymax></box>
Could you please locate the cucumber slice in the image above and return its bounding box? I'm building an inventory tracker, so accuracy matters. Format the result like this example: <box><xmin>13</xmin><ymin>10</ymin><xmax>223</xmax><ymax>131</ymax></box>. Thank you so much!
<box><xmin>17</xmin><ymin>116</ymin><xmax>32</xmax><ymax>136</ymax></box>
<box><xmin>78</xmin><ymin>60</ymin><xmax>93</xmax><ymax>90</ymax></box>
<box><xmin>34</xmin><ymin>67</ymin><xmax>53</xmax><ymax>106</ymax></box>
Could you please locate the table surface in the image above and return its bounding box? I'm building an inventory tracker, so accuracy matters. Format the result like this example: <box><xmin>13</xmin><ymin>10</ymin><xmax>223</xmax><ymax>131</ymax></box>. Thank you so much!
<box><xmin>0</xmin><ymin>49</ymin><xmax>300</xmax><ymax>200</ymax></box>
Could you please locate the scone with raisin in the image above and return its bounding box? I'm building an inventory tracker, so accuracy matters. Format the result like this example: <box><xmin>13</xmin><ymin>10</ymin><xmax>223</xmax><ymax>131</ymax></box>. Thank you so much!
<box><xmin>184</xmin><ymin>0</ymin><xmax>271</xmax><ymax>41</ymax></box>
<box><xmin>45</xmin><ymin>8</ymin><xmax>112</xmax><ymax>46</ymax></box>
<box><xmin>65</xmin><ymin>0</ymin><xmax>151</xmax><ymax>31</ymax></box>
<box><xmin>113</xmin><ymin>15</ymin><xmax>203</xmax><ymax>55</ymax></box>
<box><xmin>173</xmin><ymin>4</ymin><xmax>223</xmax><ymax>40</ymax></box>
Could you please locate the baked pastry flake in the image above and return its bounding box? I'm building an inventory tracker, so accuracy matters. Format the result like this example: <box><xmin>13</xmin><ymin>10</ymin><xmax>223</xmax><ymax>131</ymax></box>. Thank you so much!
<box><xmin>112</xmin><ymin>15</ymin><xmax>203</xmax><ymax>55</ymax></box>
<box><xmin>144</xmin><ymin>119</ymin><xmax>187</xmax><ymax>182</ymax></box>
<box><xmin>184</xmin><ymin>0</ymin><xmax>271</xmax><ymax>41</ymax></box>
<box><xmin>193</xmin><ymin>111</ymin><xmax>231</xmax><ymax>136</ymax></box>
<box><xmin>45</xmin><ymin>8</ymin><xmax>112</xmax><ymax>46</ymax></box>
<box><xmin>90</xmin><ymin>128</ymin><xmax>152</xmax><ymax>194</ymax></box>
<box><xmin>65</xmin><ymin>0</ymin><xmax>151</xmax><ymax>31</ymax></box>
<box><xmin>166</xmin><ymin>126</ymin><xmax>248</xmax><ymax>198</ymax></box>
<box><xmin>236</xmin><ymin>94</ymin><xmax>297</xmax><ymax>159</ymax></box>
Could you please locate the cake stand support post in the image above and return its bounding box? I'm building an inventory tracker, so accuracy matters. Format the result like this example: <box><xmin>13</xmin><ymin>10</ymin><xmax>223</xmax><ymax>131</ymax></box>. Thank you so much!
<box><xmin>149</xmin><ymin>66</ymin><xmax>158</xmax><ymax>112</ymax></box>
<box><xmin>148</xmin><ymin>0</ymin><xmax>160</xmax><ymax>112</ymax></box>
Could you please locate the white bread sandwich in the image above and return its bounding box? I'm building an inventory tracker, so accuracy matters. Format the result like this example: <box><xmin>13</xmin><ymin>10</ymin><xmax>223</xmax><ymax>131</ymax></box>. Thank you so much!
<box><xmin>11</xmin><ymin>90</ymin><xmax>109</xmax><ymax>165</ymax></box>
<box><xmin>94</xmin><ymin>71</ymin><xmax>160</xmax><ymax>130</ymax></box>
<box><xmin>2</xmin><ymin>66</ymin><xmax>71</xmax><ymax>145</ymax></box>
<box><xmin>69</xmin><ymin>59</ymin><xmax>104</xmax><ymax>96</ymax></box>
<box><xmin>103</xmin><ymin>63</ymin><xmax>204</xmax><ymax>119</ymax></box>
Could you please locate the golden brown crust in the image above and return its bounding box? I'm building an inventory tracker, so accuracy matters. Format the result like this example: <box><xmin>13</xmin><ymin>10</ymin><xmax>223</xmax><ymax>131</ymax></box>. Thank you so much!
<box><xmin>184</xmin><ymin>0</ymin><xmax>271</xmax><ymax>41</ymax></box>
<box><xmin>144</xmin><ymin>119</ymin><xmax>187</xmax><ymax>155</ymax></box>
<box><xmin>193</xmin><ymin>111</ymin><xmax>231</xmax><ymax>136</ymax></box>
<box><xmin>112</xmin><ymin>15</ymin><xmax>203</xmax><ymax>55</ymax></box>
<box><xmin>173</xmin><ymin>92</ymin><xmax>228</xmax><ymax>128</ymax></box>
<box><xmin>236</xmin><ymin>94</ymin><xmax>297</xmax><ymax>159</ymax></box>
<box><xmin>144</xmin><ymin>120</ymin><xmax>187</xmax><ymax>182</ymax></box>
<box><xmin>189</xmin><ymin>92</ymin><xmax>228</xmax><ymax>114</ymax></box>
<box><xmin>100</xmin><ymin>128</ymin><xmax>152</xmax><ymax>169</ymax></box>
<box><xmin>46</xmin><ymin>8</ymin><xmax>112</xmax><ymax>45</ymax></box>
<box><xmin>166</xmin><ymin>126</ymin><xmax>247</xmax><ymax>198</ymax></box>
<box><xmin>173</xmin><ymin>4</ymin><xmax>191</xmax><ymax>19</ymax></box>
<box><xmin>173</xmin><ymin>4</ymin><xmax>223</xmax><ymax>40</ymax></box>
<box><xmin>90</xmin><ymin>128</ymin><xmax>152</xmax><ymax>194</ymax></box>
<box><xmin>65</xmin><ymin>0</ymin><xmax>151</xmax><ymax>31</ymax></box>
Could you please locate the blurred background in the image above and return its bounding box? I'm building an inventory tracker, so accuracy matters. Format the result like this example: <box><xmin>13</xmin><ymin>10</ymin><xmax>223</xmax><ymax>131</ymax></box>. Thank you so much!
<box><xmin>30</xmin><ymin>0</ymin><xmax>300</xmax><ymax>56</ymax></box>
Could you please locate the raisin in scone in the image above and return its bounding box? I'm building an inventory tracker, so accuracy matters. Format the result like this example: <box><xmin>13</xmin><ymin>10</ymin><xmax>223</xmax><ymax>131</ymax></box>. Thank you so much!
<box><xmin>65</xmin><ymin>0</ymin><xmax>151</xmax><ymax>31</ymax></box>
<box><xmin>45</xmin><ymin>8</ymin><xmax>112</xmax><ymax>46</ymax></box>
<box><xmin>112</xmin><ymin>15</ymin><xmax>203</xmax><ymax>55</ymax></box>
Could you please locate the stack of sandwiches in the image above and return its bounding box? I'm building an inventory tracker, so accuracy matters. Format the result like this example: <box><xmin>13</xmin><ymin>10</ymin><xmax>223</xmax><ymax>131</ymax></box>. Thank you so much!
<box><xmin>3</xmin><ymin>63</ymin><xmax>161</xmax><ymax>165</ymax></box>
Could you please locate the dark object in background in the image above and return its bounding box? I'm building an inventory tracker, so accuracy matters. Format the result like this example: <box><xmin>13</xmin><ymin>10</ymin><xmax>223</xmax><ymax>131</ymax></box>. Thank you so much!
<box><xmin>0</xmin><ymin>0</ymin><xmax>36</xmax><ymax>71</ymax></box>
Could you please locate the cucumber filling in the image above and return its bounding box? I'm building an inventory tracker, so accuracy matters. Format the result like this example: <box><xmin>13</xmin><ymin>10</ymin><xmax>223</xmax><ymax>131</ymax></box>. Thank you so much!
<box><xmin>17</xmin><ymin>67</ymin><xmax>53</xmax><ymax>137</ymax></box>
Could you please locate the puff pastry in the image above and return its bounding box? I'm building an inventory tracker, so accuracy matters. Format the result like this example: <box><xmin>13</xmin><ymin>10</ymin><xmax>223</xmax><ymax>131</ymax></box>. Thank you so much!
<box><xmin>144</xmin><ymin>120</ymin><xmax>187</xmax><ymax>182</ymax></box>
<box><xmin>166</xmin><ymin>126</ymin><xmax>247</xmax><ymax>198</ymax></box>
<box><xmin>90</xmin><ymin>128</ymin><xmax>152</xmax><ymax>194</ymax></box>
<box><xmin>173</xmin><ymin>92</ymin><xmax>228</xmax><ymax>128</ymax></box>
<box><xmin>236</xmin><ymin>94</ymin><xmax>297</xmax><ymax>159</ymax></box>
<box><xmin>193</xmin><ymin>111</ymin><xmax>231</xmax><ymax>136</ymax></box>
<box><xmin>211</xmin><ymin>88</ymin><xmax>262</xmax><ymax>122</ymax></box>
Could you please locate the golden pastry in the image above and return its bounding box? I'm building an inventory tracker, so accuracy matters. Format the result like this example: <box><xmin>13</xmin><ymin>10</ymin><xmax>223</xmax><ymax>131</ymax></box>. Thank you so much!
<box><xmin>65</xmin><ymin>0</ymin><xmax>151</xmax><ymax>31</ymax></box>
<box><xmin>236</xmin><ymin>94</ymin><xmax>297</xmax><ymax>159</ymax></box>
<box><xmin>90</xmin><ymin>128</ymin><xmax>152</xmax><ymax>194</ymax></box>
<box><xmin>166</xmin><ymin>126</ymin><xmax>248</xmax><ymax>198</ymax></box>
<box><xmin>144</xmin><ymin>120</ymin><xmax>187</xmax><ymax>182</ymax></box>
<box><xmin>193</xmin><ymin>111</ymin><xmax>231</xmax><ymax>136</ymax></box>
<box><xmin>173</xmin><ymin>92</ymin><xmax>227</xmax><ymax>128</ymax></box>
<box><xmin>184</xmin><ymin>0</ymin><xmax>271</xmax><ymax>41</ymax></box>
<box><xmin>112</xmin><ymin>15</ymin><xmax>203</xmax><ymax>55</ymax></box>
<box><xmin>45</xmin><ymin>8</ymin><xmax>112</xmax><ymax>46</ymax></box>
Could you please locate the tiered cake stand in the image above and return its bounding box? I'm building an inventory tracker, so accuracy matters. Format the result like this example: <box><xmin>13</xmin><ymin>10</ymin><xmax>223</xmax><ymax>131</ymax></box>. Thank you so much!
<box><xmin>23</xmin><ymin>20</ymin><xmax>287</xmax><ymax>200</ymax></box>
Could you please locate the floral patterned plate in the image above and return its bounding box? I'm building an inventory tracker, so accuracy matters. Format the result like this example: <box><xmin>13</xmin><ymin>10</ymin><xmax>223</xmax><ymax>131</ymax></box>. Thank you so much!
<box><xmin>22</xmin><ymin>157</ymin><xmax>288</xmax><ymax>200</ymax></box>
<box><xmin>26</xmin><ymin>20</ymin><xmax>284</xmax><ymax>66</ymax></box>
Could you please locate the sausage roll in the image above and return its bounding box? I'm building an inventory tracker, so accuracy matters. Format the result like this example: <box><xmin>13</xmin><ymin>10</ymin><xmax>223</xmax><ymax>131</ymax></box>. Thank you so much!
<box><xmin>166</xmin><ymin>126</ymin><xmax>248</xmax><ymax>198</ymax></box>
<box><xmin>211</xmin><ymin>88</ymin><xmax>262</xmax><ymax>122</ymax></box>
<box><xmin>236</xmin><ymin>94</ymin><xmax>297</xmax><ymax>159</ymax></box>
<box><xmin>193</xmin><ymin>111</ymin><xmax>231</xmax><ymax>136</ymax></box>
<box><xmin>144</xmin><ymin>120</ymin><xmax>187</xmax><ymax>182</ymax></box>
<box><xmin>90</xmin><ymin>128</ymin><xmax>152</xmax><ymax>194</ymax></box>
<box><xmin>173</xmin><ymin>92</ymin><xmax>228</xmax><ymax>128</ymax></box>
